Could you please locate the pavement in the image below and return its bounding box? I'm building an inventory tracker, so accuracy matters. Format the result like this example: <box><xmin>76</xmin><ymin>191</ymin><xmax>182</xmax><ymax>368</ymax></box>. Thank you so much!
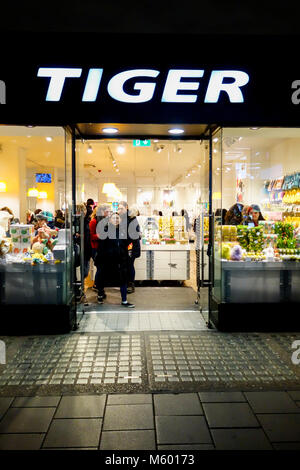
<box><xmin>0</xmin><ymin>329</ymin><xmax>300</xmax><ymax>451</ymax></box>
<box><xmin>0</xmin><ymin>391</ymin><xmax>300</xmax><ymax>450</ymax></box>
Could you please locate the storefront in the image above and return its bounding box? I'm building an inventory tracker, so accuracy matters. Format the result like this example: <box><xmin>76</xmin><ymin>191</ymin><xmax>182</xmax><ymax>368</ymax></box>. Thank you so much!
<box><xmin>0</xmin><ymin>33</ymin><xmax>300</xmax><ymax>332</ymax></box>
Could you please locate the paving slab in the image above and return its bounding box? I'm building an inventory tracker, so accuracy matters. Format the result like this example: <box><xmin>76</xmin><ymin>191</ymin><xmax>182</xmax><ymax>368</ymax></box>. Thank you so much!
<box><xmin>43</xmin><ymin>418</ymin><xmax>102</xmax><ymax>448</ymax></box>
<box><xmin>244</xmin><ymin>391</ymin><xmax>300</xmax><ymax>413</ymax></box>
<box><xmin>12</xmin><ymin>396</ymin><xmax>61</xmax><ymax>408</ymax></box>
<box><xmin>107</xmin><ymin>394</ymin><xmax>152</xmax><ymax>405</ymax></box>
<box><xmin>0</xmin><ymin>433</ymin><xmax>44</xmax><ymax>450</ymax></box>
<box><xmin>0</xmin><ymin>397</ymin><xmax>14</xmax><ymax>419</ymax></box>
<box><xmin>257</xmin><ymin>414</ymin><xmax>300</xmax><ymax>442</ymax></box>
<box><xmin>103</xmin><ymin>404</ymin><xmax>154</xmax><ymax>431</ymax></box>
<box><xmin>100</xmin><ymin>430</ymin><xmax>156</xmax><ymax>450</ymax></box>
<box><xmin>155</xmin><ymin>415</ymin><xmax>212</xmax><ymax>445</ymax></box>
<box><xmin>287</xmin><ymin>391</ymin><xmax>300</xmax><ymax>401</ymax></box>
<box><xmin>157</xmin><ymin>444</ymin><xmax>214</xmax><ymax>450</ymax></box>
<box><xmin>0</xmin><ymin>407</ymin><xmax>55</xmax><ymax>433</ymax></box>
<box><xmin>273</xmin><ymin>442</ymin><xmax>300</xmax><ymax>450</ymax></box>
<box><xmin>211</xmin><ymin>428</ymin><xmax>272</xmax><ymax>450</ymax></box>
<box><xmin>154</xmin><ymin>393</ymin><xmax>203</xmax><ymax>415</ymax></box>
<box><xmin>203</xmin><ymin>403</ymin><xmax>259</xmax><ymax>428</ymax></box>
<box><xmin>55</xmin><ymin>395</ymin><xmax>106</xmax><ymax>418</ymax></box>
<box><xmin>198</xmin><ymin>392</ymin><xmax>246</xmax><ymax>403</ymax></box>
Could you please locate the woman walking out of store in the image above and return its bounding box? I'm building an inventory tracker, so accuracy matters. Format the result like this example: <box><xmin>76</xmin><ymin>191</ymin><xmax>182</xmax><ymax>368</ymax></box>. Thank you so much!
<box><xmin>89</xmin><ymin>204</ymin><xmax>110</xmax><ymax>295</ymax></box>
<box><xmin>95</xmin><ymin>212</ymin><xmax>135</xmax><ymax>307</ymax></box>
<box><xmin>127</xmin><ymin>205</ymin><xmax>141</xmax><ymax>294</ymax></box>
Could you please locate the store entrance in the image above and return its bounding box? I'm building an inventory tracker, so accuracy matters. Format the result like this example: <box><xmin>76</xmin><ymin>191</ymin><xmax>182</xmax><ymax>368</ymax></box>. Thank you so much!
<box><xmin>74</xmin><ymin>135</ymin><xmax>210</xmax><ymax>332</ymax></box>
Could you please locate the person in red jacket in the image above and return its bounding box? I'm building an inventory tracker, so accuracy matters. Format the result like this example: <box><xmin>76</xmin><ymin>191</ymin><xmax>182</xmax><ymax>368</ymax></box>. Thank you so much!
<box><xmin>89</xmin><ymin>204</ymin><xmax>110</xmax><ymax>294</ymax></box>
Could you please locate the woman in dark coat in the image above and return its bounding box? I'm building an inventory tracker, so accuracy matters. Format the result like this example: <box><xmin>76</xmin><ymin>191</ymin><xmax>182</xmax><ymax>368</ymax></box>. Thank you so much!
<box><xmin>95</xmin><ymin>213</ymin><xmax>135</xmax><ymax>308</ymax></box>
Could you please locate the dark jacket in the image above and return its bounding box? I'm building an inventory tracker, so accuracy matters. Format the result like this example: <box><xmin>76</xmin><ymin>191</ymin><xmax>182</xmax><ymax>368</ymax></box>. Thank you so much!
<box><xmin>95</xmin><ymin>222</ymin><xmax>132</xmax><ymax>287</ymax></box>
<box><xmin>128</xmin><ymin>215</ymin><xmax>141</xmax><ymax>259</ymax></box>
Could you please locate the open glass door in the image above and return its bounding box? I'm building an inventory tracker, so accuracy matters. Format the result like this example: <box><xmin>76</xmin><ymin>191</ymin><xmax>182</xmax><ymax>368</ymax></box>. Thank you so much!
<box><xmin>208</xmin><ymin>128</ymin><xmax>222</xmax><ymax>328</ymax></box>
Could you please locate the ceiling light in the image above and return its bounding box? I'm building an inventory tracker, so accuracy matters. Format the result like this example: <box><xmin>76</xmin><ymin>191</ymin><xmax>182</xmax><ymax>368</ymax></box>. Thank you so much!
<box><xmin>117</xmin><ymin>144</ymin><xmax>125</xmax><ymax>154</ymax></box>
<box><xmin>168</xmin><ymin>128</ymin><xmax>184</xmax><ymax>135</ymax></box>
<box><xmin>37</xmin><ymin>191</ymin><xmax>48</xmax><ymax>199</ymax></box>
<box><xmin>87</xmin><ymin>145</ymin><xmax>93</xmax><ymax>154</ymax></box>
<box><xmin>27</xmin><ymin>187</ymin><xmax>38</xmax><ymax>197</ymax></box>
<box><xmin>250</xmin><ymin>127</ymin><xmax>260</xmax><ymax>130</ymax></box>
<box><xmin>102</xmin><ymin>127</ymin><xmax>119</xmax><ymax>134</ymax></box>
<box><xmin>46</xmin><ymin>136</ymin><xmax>52</xmax><ymax>142</ymax></box>
<box><xmin>0</xmin><ymin>181</ymin><xmax>7</xmax><ymax>192</ymax></box>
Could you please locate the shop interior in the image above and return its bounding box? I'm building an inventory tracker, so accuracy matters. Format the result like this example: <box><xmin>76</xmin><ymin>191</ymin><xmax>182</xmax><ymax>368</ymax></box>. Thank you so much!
<box><xmin>75</xmin><ymin>137</ymin><xmax>209</xmax><ymax>316</ymax></box>
<box><xmin>0</xmin><ymin>125</ymin><xmax>300</xmax><ymax>331</ymax></box>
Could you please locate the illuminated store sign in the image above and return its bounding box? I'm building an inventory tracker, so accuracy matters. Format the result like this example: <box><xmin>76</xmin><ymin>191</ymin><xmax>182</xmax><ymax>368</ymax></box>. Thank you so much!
<box><xmin>37</xmin><ymin>68</ymin><xmax>250</xmax><ymax>104</ymax></box>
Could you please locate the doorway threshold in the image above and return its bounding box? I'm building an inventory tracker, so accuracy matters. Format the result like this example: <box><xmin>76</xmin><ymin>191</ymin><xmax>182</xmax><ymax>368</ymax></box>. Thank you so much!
<box><xmin>75</xmin><ymin>310</ymin><xmax>208</xmax><ymax>333</ymax></box>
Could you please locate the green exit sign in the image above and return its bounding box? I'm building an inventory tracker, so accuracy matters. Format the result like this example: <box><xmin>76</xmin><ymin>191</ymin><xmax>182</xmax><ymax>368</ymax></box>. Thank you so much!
<box><xmin>133</xmin><ymin>139</ymin><xmax>151</xmax><ymax>147</ymax></box>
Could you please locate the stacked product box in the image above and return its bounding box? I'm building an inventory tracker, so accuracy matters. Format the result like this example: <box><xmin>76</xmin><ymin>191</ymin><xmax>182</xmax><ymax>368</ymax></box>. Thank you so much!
<box><xmin>10</xmin><ymin>224</ymin><xmax>34</xmax><ymax>254</ymax></box>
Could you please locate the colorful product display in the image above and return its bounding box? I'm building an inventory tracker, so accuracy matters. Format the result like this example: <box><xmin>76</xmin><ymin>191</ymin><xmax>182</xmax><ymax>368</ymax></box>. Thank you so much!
<box><xmin>141</xmin><ymin>216</ymin><xmax>188</xmax><ymax>245</ymax></box>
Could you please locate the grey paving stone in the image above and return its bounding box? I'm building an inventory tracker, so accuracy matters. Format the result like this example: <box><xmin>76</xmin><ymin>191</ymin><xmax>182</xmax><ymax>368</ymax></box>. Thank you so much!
<box><xmin>100</xmin><ymin>430</ymin><xmax>155</xmax><ymax>450</ymax></box>
<box><xmin>154</xmin><ymin>393</ymin><xmax>203</xmax><ymax>415</ymax></box>
<box><xmin>55</xmin><ymin>395</ymin><xmax>106</xmax><ymax>418</ymax></box>
<box><xmin>12</xmin><ymin>396</ymin><xmax>61</xmax><ymax>408</ymax></box>
<box><xmin>244</xmin><ymin>391</ymin><xmax>300</xmax><ymax>413</ymax></box>
<box><xmin>0</xmin><ymin>397</ymin><xmax>14</xmax><ymax>419</ymax></box>
<box><xmin>198</xmin><ymin>392</ymin><xmax>246</xmax><ymax>403</ymax></box>
<box><xmin>0</xmin><ymin>433</ymin><xmax>44</xmax><ymax>450</ymax></box>
<box><xmin>203</xmin><ymin>403</ymin><xmax>259</xmax><ymax>428</ymax></box>
<box><xmin>158</xmin><ymin>444</ymin><xmax>214</xmax><ymax>450</ymax></box>
<box><xmin>287</xmin><ymin>391</ymin><xmax>300</xmax><ymax>401</ymax></box>
<box><xmin>43</xmin><ymin>419</ymin><xmax>102</xmax><ymax>448</ymax></box>
<box><xmin>211</xmin><ymin>429</ymin><xmax>272</xmax><ymax>450</ymax></box>
<box><xmin>0</xmin><ymin>408</ymin><xmax>55</xmax><ymax>433</ymax></box>
<box><xmin>273</xmin><ymin>442</ymin><xmax>300</xmax><ymax>450</ymax></box>
<box><xmin>103</xmin><ymin>404</ymin><xmax>154</xmax><ymax>431</ymax></box>
<box><xmin>156</xmin><ymin>416</ymin><xmax>212</xmax><ymax>445</ymax></box>
<box><xmin>257</xmin><ymin>414</ymin><xmax>300</xmax><ymax>442</ymax></box>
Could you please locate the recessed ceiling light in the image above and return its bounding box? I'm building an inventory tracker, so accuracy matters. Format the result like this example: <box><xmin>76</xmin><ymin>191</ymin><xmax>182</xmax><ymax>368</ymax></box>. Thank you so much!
<box><xmin>168</xmin><ymin>128</ymin><xmax>184</xmax><ymax>135</ymax></box>
<box><xmin>117</xmin><ymin>144</ymin><xmax>125</xmax><ymax>154</ymax></box>
<box><xmin>102</xmin><ymin>127</ymin><xmax>119</xmax><ymax>134</ymax></box>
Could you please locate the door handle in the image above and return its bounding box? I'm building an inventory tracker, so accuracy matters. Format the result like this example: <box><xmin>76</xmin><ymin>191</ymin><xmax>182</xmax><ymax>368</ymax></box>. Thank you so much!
<box><xmin>168</xmin><ymin>263</ymin><xmax>177</xmax><ymax>268</ymax></box>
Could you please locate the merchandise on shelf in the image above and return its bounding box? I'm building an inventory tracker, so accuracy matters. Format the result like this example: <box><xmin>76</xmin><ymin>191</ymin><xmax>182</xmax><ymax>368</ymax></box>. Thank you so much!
<box><xmin>141</xmin><ymin>216</ymin><xmax>188</xmax><ymax>245</ymax></box>
<box><xmin>237</xmin><ymin>225</ymin><xmax>249</xmax><ymax>249</ymax></box>
<box><xmin>247</xmin><ymin>226</ymin><xmax>264</xmax><ymax>252</ymax></box>
<box><xmin>221</xmin><ymin>225</ymin><xmax>237</xmax><ymax>242</ymax></box>
<box><xmin>10</xmin><ymin>224</ymin><xmax>35</xmax><ymax>254</ymax></box>
<box><xmin>282</xmin><ymin>189</ymin><xmax>300</xmax><ymax>204</ymax></box>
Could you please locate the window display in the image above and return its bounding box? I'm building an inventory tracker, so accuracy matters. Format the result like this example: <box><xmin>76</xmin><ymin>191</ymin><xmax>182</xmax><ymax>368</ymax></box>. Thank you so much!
<box><xmin>212</xmin><ymin>127</ymin><xmax>300</xmax><ymax>325</ymax></box>
<box><xmin>0</xmin><ymin>126</ymin><xmax>73</xmax><ymax>315</ymax></box>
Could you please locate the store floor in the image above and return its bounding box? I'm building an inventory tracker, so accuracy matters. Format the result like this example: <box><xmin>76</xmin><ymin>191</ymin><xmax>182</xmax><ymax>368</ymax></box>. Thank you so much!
<box><xmin>77</xmin><ymin>286</ymin><xmax>208</xmax><ymax>332</ymax></box>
